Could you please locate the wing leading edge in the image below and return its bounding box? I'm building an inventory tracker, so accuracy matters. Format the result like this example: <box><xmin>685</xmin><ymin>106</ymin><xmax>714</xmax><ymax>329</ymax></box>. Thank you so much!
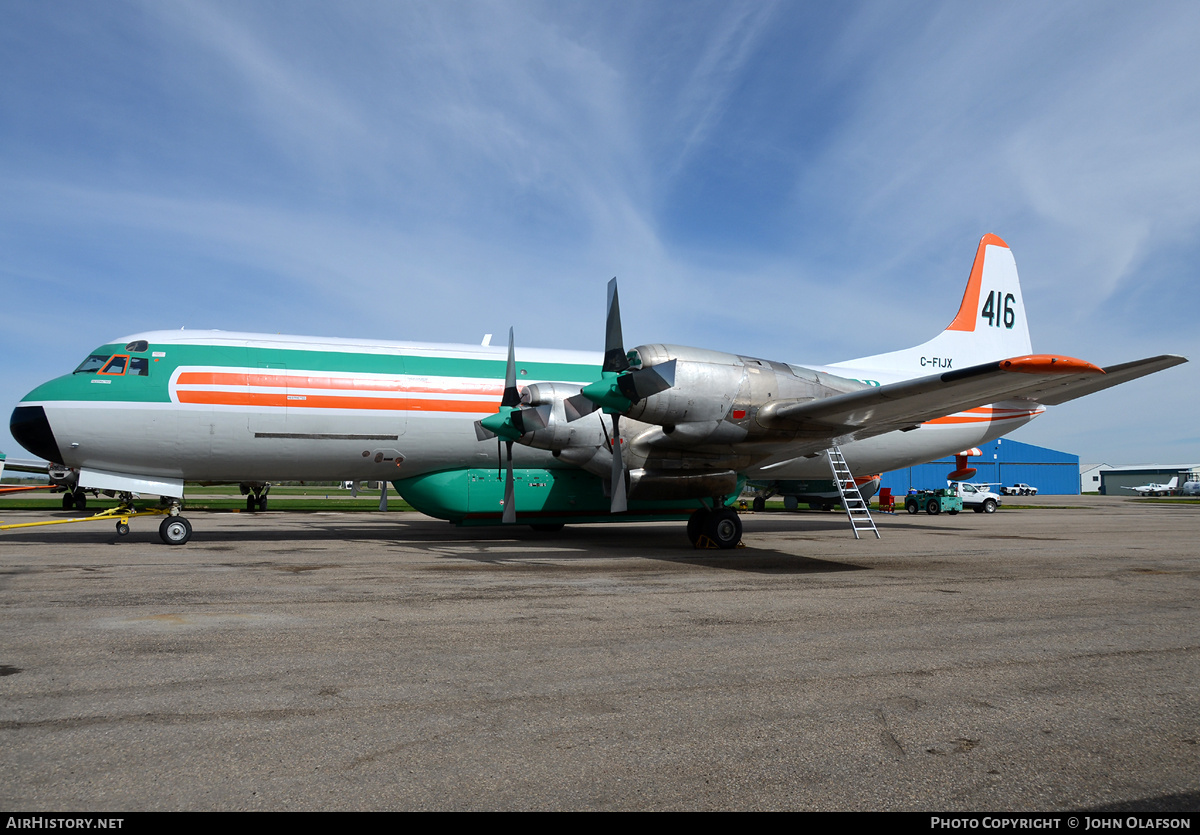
<box><xmin>758</xmin><ymin>354</ymin><xmax>1186</xmax><ymax>441</ymax></box>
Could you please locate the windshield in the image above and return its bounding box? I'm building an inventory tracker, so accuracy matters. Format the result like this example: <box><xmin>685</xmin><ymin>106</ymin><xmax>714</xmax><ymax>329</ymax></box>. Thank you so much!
<box><xmin>74</xmin><ymin>354</ymin><xmax>111</xmax><ymax>374</ymax></box>
<box><xmin>73</xmin><ymin>353</ymin><xmax>150</xmax><ymax>376</ymax></box>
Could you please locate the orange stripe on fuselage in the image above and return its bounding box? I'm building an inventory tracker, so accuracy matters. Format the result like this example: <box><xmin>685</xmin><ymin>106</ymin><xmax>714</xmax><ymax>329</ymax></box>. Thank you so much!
<box><xmin>925</xmin><ymin>406</ymin><xmax>1042</xmax><ymax>425</ymax></box>
<box><xmin>175</xmin><ymin>371</ymin><xmax>503</xmax><ymax>396</ymax></box>
<box><xmin>175</xmin><ymin>390</ymin><xmax>495</xmax><ymax>413</ymax></box>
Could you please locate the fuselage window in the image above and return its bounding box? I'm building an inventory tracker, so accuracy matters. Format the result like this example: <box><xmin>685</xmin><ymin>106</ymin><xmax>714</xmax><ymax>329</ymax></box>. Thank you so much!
<box><xmin>74</xmin><ymin>354</ymin><xmax>112</xmax><ymax>374</ymax></box>
<box><xmin>99</xmin><ymin>355</ymin><xmax>129</xmax><ymax>376</ymax></box>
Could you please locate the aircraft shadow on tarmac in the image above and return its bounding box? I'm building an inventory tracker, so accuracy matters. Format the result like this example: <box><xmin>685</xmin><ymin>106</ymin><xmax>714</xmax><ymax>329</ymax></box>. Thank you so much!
<box><xmin>1</xmin><ymin>512</ymin><xmax>870</xmax><ymax>576</ymax></box>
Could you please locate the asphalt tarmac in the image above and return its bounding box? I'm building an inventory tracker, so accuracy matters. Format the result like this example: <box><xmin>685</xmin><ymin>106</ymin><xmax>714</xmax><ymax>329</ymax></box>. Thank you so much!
<box><xmin>1</xmin><ymin>497</ymin><xmax>1197</xmax><ymax>811</ymax></box>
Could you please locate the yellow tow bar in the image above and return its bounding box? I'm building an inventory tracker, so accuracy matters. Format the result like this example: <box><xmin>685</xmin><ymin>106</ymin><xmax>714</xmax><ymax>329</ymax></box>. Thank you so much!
<box><xmin>1</xmin><ymin>504</ymin><xmax>172</xmax><ymax>537</ymax></box>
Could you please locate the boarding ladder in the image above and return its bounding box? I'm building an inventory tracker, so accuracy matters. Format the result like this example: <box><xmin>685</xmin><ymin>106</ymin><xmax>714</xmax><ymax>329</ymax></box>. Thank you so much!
<box><xmin>827</xmin><ymin>444</ymin><xmax>880</xmax><ymax>540</ymax></box>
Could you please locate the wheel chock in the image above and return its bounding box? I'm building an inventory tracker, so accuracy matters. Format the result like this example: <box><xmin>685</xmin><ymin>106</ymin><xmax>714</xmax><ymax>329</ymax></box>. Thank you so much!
<box><xmin>693</xmin><ymin>535</ymin><xmax>746</xmax><ymax>550</ymax></box>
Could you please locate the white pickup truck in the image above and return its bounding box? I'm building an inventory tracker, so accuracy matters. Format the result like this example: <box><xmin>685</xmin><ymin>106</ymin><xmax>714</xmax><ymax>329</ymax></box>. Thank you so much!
<box><xmin>1001</xmin><ymin>483</ymin><xmax>1038</xmax><ymax>496</ymax></box>
<box><xmin>945</xmin><ymin>481</ymin><xmax>1002</xmax><ymax>514</ymax></box>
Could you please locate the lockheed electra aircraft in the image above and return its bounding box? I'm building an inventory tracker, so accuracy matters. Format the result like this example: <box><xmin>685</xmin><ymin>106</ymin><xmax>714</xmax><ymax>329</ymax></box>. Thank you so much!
<box><xmin>9</xmin><ymin>235</ymin><xmax>1186</xmax><ymax>547</ymax></box>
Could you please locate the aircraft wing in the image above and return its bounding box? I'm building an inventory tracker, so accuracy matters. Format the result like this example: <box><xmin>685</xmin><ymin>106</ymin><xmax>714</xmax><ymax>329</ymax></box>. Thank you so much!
<box><xmin>758</xmin><ymin>354</ymin><xmax>1116</xmax><ymax>440</ymax></box>
<box><xmin>0</xmin><ymin>457</ymin><xmax>53</xmax><ymax>476</ymax></box>
<box><xmin>1026</xmin><ymin>355</ymin><xmax>1187</xmax><ymax>405</ymax></box>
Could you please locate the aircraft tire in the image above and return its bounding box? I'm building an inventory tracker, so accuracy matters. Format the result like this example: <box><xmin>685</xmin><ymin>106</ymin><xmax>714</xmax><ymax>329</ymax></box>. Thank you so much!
<box><xmin>160</xmin><ymin>516</ymin><xmax>193</xmax><ymax>545</ymax></box>
<box><xmin>62</xmin><ymin>493</ymin><xmax>74</xmax><ymax>510</ymax></box>
<box><xmin>704</xmin><ymin>508</ymin><xmax>742</xmax><ymax>549</ymax></box>
<box><xmin>686</xmin><ymin>508</ymin><xmax>709</xmax><ymax>545</ymax></box>
<box><xmin>74</xmin><ymin>491</ymin><xmax>86</xmax><ymax>510</ymax></box>
<box><xmin>246</xmin><ymin>495</ymin><xmax>256</xmax><ymax>513</ymax></box>
<box><xmin>257</xmin><ymin>496</ymin><xmax>268</xmax><ymax>512</ymax></box>
<box><xmin>752</xmin><ymin>496</ymin><xmax>765</xmax><ymax>512</ymax></box>
<box><xmin>982</xmin><ymin>499</ymin><xmax>997</xmax><ymax>514</ymax></box>
<box><xmin>926</xmin><ymin>499</ymin><xmax>940</xmax><ymax>515</ymax></box>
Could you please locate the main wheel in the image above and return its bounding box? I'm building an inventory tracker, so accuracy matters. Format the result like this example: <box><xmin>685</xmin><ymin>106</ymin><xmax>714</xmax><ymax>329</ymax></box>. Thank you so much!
<box><xmin>906</xmin><ymin>500</ymin><xmax>918</xmax><ymax>514</ymax></box>
<box><xmin>704</xmin><ymin>508</ymin><xmax>742</xmax><ymax>550</ymax></box>
<box><xmin>687</xmin><ymin>508</ymin><xmax>710</xmax><ymax>545</ymax></box>
<box><xmin>752</xmin><ymin>496</ymin><xmax>765</xmax><ymax>512</ymax></box>
<box><xmin>926</xmin><ymin>499</ymin><xmax>941</xmax><ymax>515</ymax></box>
<box><xmin>982</xmin><ymin>498</ymin><xmax>997</xmax><ymax>514</ymax></box>
<box><xmin>62</xmin><ymin>493</ymin><xmax>75</xmax><ymax>510</ymax></box>
<box><xmin>159</xmin><ymin>516</ymin><xmax>193</xmax><ymax>545</ymax></box>
<box><xmin>257</xmin><ymin>495</ymin><xmax>268</xmax><ymax>512</ymax></box>
<box><xmin>246</xmin><ymin>495</ymin><xmax>257</xmax><ymax>513</ymax></box>
<box><xmin>74</xmin><ymin>491</ymin><xmax>87</xmax><ymax>510</ymax></box>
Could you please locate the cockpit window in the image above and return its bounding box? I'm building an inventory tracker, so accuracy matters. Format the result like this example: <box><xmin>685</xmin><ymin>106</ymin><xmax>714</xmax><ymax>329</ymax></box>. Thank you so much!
<box><xmin>74</xmin><ymin>354</ymin><xmax>112</xmax><ymax>374</ymax></box>
<box><xmin>99</xmin><ymin>355</ymin><xmax>129</xmax><ymax>375</ymax></box>
<box><xmin>74</xmin><ymin>352</ymin><xmax>150</xmax><ymax>376</ymax></box>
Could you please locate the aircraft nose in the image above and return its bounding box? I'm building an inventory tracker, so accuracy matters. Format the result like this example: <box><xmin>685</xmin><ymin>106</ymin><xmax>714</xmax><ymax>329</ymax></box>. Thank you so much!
<box><xmin>10</xmin><ymin>405</ymin><xmax>64</xmax><ymax>463</ymax></box>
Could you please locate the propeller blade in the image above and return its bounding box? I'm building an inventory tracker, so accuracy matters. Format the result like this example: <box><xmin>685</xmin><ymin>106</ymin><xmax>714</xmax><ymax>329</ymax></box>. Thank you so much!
<box><xmin>610</xmin><ymin>414</ymin><xmax>627</xmax><ymax>513</ymax></box>
<box><xmin>618</xmin><ymin>358</ymin><xmax>676</xmax><ymax>402</ymax></box>
<box><xmin>501</xmin><ymin>327</ymin><xmax>521</xmax><ymax>408</ymax></box>
<box><xmin>502</xmin><ymin>440</ymin><xmax>516</xmax><ymax>523</ymax></box>
<box><xmin>564</xmin><ymin>392</ymin><xmax>599</xmax><ymax>422</ymax></box>
<box><xmin>603</xmin><ymin>278</ymin><xmax>629</xmax><ymax>374</ymax></box>
<box><xmin>474</xmin><ymin>420</ymin><xmax>496</xmax><ymax>441</ymax></box>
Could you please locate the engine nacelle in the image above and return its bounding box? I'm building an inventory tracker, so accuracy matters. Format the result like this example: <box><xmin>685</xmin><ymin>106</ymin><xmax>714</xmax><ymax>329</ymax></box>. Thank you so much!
<box><xmin>624</xmin><ymin>344</ymin><xmax>745</xmax><ymax>425</ymax></box>
<box><xmin>624</xmin><ymin>344</ymin><xmax>870</xmax><ymax>436</ymax></box>
<box><xmin>516</xmin><ymin>381</ymin><xmax>625</xmax><ymax>481</ymax></box>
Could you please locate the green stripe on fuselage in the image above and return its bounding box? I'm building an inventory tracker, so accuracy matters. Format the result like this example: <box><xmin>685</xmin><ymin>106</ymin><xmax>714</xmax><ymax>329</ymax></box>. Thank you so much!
<box><xmin>22</xmin><ymin>341</ymin><xmax>600</xmax><ymax>404</ymax></box>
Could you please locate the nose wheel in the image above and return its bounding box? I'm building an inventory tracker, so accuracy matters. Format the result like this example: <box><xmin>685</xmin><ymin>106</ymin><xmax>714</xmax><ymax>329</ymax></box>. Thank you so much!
<box><xmin>159</xmin><ymin>516</ymin><xmax>193</xmax><ymax>545</ymax></box>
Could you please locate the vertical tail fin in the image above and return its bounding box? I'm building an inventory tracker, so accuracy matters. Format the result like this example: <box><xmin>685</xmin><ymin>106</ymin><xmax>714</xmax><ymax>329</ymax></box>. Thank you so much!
<box><xmin>832</xmin><ymin>235</ymin><xmax>1033</xmax><ymax>378</ymax></box>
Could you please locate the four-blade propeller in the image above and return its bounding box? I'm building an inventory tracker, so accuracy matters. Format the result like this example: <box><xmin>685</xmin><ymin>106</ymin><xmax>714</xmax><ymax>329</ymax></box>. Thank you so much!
<box><xmin>473</xmin><ymin>328</ymin><xmax>545</xmax><ymax>523</ymax></box>
<box><xmin>564</xmin><ymin>279</ymin><xmax>674</xmax><ymax>513</ymax></box>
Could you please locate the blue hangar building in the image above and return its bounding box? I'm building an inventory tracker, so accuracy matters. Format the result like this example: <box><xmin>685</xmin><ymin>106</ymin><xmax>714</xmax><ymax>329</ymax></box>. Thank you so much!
<box><xmin>880</xmin><ymin>438</ymin><xmax>1080</xmax><ymax>496</ymax></box>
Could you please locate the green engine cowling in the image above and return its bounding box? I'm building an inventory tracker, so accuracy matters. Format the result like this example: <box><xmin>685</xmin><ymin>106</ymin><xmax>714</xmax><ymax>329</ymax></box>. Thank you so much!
<box><xmin>393</xmin><ymin>467</ymin><xmax>711</xmax><ymax>526</ymax></box>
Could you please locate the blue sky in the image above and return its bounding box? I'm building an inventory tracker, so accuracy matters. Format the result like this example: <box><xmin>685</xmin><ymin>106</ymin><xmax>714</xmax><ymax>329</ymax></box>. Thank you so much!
<box><xmin>2</xmin><ymin>0</ymin><xmax>1197</xmax><ymax>466</ymax></box>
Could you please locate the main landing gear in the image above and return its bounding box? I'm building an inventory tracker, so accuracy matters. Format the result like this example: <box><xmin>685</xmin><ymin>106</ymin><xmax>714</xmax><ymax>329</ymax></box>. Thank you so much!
<box><xmin>686</xmin><ymin>504</ymin><xmax>744</xmax><ymax>550</ymax></box>
<box><xmin>240</xmin><ymin>482</ymin><xmax>270</xmax><ymax>512</ymax></box>
<box><xmin>61</xmin><ymin>488</ymin><xmax>89</xmax><ymax>510</ymax></box>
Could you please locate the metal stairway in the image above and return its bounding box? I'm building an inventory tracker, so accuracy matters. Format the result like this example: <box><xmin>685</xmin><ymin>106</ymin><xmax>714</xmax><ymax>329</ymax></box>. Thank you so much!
<box><xmin>827</xmin><ymin>444</ymin><xmax>880</xmax><ymax>539</ymax></box>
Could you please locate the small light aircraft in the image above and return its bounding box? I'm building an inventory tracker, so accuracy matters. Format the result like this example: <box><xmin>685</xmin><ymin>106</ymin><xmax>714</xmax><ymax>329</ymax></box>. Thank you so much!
<box><xmin>1121</xmin><ymin>476</ymin><xmax>1179</xmax><ymax>496</ymax></box>
<box><xmin>9</xmin><ymin>235</ymin><xmax>1187</xmax><ymax>546</ymax></box>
